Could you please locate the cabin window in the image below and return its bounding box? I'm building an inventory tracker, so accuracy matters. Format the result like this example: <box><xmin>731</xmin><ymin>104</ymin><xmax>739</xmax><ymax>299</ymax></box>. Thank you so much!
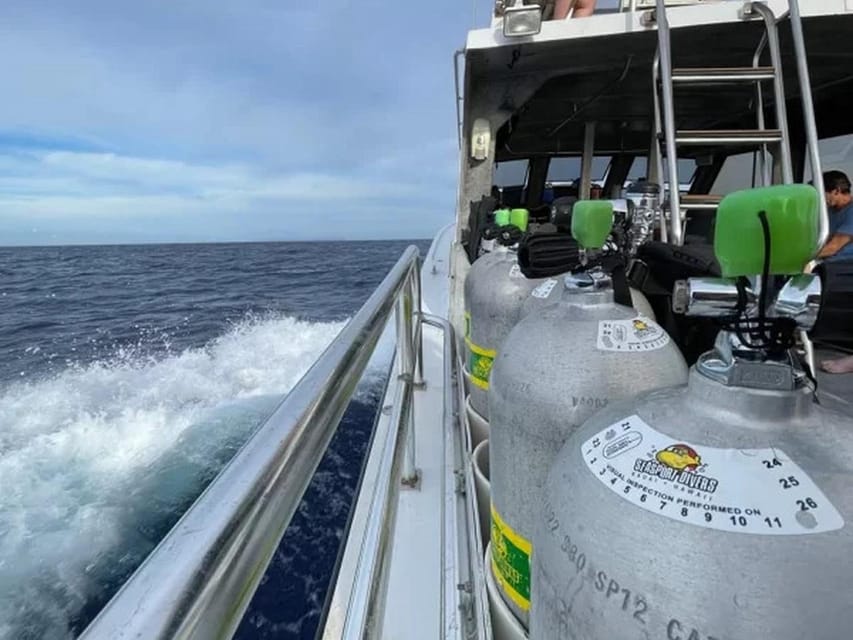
<box><xmin>712</xmin><ymin>153</ymin><xmax>758</xmax><ymax>195</ymax></box>
<box><xmin>494</xmin><ymin>160</ymin><xmax>529</xmax><ymax>187</ymax></box>
<box><xmin>546</xmin><ymin>156</ymin><xmax>610</xmax><ymax>185</ymax></box>
<box><xmin>626</xmin><ymin>156</ymin><xmax>696</xmax><ymax>192</ymax></box>
<box><xmin>803</xmin><ymin>134</ymin><xmax>853</xmax><ymax>183</ymax></box>
<box><xmin>493</xmin><ymin>160</ymin><xmax>530</xmax><ymax>208</ymax></box>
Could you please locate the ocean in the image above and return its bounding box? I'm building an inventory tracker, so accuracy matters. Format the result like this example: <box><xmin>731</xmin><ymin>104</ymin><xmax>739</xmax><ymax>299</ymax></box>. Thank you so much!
<box><xmin>0</xmin><ymin>239</ymin><xmax>431</xmax><ymax>640</ymax></box>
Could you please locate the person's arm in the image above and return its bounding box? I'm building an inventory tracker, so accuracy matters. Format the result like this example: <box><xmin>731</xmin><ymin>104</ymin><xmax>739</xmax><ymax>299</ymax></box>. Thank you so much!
<box><xmin>818</xmin><ymin>206</ymin><xmax>853</xmax><ymax>258</ymax></box>
<box><xmin>817</xmin><ymin>233</ymin><xmax>853</xmax><ymax>258</ymax></box>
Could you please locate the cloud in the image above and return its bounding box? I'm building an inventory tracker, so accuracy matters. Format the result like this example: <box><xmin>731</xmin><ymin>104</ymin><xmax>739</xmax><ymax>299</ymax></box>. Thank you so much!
<box><xmin>0</xmin><ymin>148</ymin><xmax>449</xmax><ymax>244</ymax></box>
<box><xmin>0</xmin><ymin>0</ymin><xmax>468</xmax><ymax>244</ymax></box>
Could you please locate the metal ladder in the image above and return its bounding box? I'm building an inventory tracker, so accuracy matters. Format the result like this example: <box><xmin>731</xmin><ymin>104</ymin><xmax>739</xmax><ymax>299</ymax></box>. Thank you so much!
<box><xmin>651</xmin><ymin>0</ymin><xmax>830</xmax><ymax>247</ymax></box>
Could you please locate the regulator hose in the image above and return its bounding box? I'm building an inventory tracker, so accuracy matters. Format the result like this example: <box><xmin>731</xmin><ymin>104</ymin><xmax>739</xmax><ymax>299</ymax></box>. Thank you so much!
<box><xmin>722</xmin><ymin>211</ymin><xmax>798</xmax><ymax>358</ymax></box>
<box><xmin>517</xmin><ymin>232</ymin><xmax>581</xmax><ymax>278</ymax></box>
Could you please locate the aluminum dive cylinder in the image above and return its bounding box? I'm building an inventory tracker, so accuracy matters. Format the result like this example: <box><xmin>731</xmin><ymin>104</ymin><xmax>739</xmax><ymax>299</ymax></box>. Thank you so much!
<box><xmin>488</xmin><ymin>201</ymin><xmax>688</xmax><ymax>628</ymax></box>
<box><xmin>464</xmin><ymin>210</ymin><xmax>542</xmax><ymax>422</ymax></box>
<box><xmin>530</xmin><ymin>184</ymin><xmax>853</xmax><ymax>640</ymax></box>
<box><xmin>523</xmin><ymin>273</ymin><xmax>657</xmax><ymax>320</ymax></box>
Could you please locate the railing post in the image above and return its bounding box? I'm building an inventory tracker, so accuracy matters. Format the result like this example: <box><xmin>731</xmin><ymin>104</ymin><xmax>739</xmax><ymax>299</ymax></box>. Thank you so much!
<box><xmin>397</xmin><ymin>270</ymin><xmax>421</xmax><ymax>488</ymax></box>
<box><xmin>411</xmin><ymin>266</ymin><xmax>426</xmax><ymax>389</ymax></box>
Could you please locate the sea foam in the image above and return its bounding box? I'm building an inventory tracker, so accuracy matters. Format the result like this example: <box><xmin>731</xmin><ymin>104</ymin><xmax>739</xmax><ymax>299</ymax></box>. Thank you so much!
<box><xmin>0</xmin><ymin>313</ymin><xmax>390</xmax><ymax>639</ymax></box>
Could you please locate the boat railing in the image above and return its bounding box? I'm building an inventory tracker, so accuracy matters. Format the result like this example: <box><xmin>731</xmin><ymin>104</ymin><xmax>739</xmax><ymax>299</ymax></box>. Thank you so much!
<box><xmin>80</xmin><ymin>245</ymin><xmax>427</xmax><ymax>640</ymax></box>
<box><xmin>619</xmin><ymin>0</ymin><xmax>713</xmax><ymax>11</ymax></box>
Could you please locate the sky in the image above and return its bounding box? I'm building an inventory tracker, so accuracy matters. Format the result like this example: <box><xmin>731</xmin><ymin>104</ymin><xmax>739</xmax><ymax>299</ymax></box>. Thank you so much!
<box><xmin>0</xmin><ymin>1</ymin><xmax>495</xmax><ymax>246</ymax></box>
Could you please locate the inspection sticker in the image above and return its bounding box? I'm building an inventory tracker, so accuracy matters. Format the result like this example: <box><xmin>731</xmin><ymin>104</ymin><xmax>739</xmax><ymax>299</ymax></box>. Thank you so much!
<box><xmin>596</xmin><ymin>316</ymin><xmax>670</xmax><ymax>352</ymax></box>
<box><xmin>531</xmin><ymin>278</ymin><xmax>558</xmax><ymax>299</ymax></box>
<box><xmin>582</xmin><ymin>414</ymin><xmax>844</xmax><ymax>535</ymax></box>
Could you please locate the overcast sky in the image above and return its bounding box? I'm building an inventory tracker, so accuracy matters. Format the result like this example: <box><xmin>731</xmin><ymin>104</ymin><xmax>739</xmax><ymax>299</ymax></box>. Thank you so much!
<box><xmin>0</xmin><ymin>1</ymin><xmax>499</xmax><ymax>246</ymax></box>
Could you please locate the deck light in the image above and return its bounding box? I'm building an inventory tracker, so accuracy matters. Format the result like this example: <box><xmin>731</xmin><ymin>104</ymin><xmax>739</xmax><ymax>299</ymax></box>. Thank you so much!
<box><xmin>503</xmin><ymin>4</ymin><xmax>542</xmax><ymax>37</ymax></box>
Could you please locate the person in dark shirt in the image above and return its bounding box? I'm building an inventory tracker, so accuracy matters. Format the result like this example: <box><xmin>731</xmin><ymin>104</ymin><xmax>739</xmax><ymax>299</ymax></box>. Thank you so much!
<box><xmin>554</xmin><ymin>0</ymin><xmax>596</xmax><ymax>18</ymax></box>
<box><xmin>817</xmin><ymin>171</ymin><xmax>853</xmax><ymax>373</ymax></box>
<box><xmin>817</xmin><ymin>170</ymin><xmax>853</xmax><ymax>261</ymax></box>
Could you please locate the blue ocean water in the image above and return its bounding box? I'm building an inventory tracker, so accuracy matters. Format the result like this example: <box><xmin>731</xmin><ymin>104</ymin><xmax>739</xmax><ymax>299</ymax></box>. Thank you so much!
<box><xmin>0</xmin><ymin>239</ymin><xmax>430</xmax><ymax>639</ymax></box>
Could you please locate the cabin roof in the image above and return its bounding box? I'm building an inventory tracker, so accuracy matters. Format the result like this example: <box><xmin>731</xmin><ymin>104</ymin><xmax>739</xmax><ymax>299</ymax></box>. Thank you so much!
<box><xmin>461</xmin><ymin>0</ymin><xmax>853</xmax><ymax>160</ymax></box>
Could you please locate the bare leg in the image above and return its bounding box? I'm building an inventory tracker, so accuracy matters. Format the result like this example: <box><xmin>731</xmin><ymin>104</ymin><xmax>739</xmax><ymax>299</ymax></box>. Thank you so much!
<box><xmin>553</xmin><ymin>0</ymin><xmax>573</xmax><ymax>19</ymax></box>
<box><xmin>554</xmin><ymin>0</ymin><xmax>596</xmax><ymax>19</ymax></box>
<box><xmin>820</xmin><ymin>354</ymin><xmax>853</xmax><ymax>374</ymax></box>
<box><xmin>574</xmin><ymin>0</ymin><xmax>596</xmax><ymax>17</ymax></box>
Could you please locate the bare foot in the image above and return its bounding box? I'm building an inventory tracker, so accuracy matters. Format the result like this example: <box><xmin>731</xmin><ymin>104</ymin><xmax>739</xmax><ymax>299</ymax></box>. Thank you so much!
<box><xmin>820</xmin><ymin>354</ymin><xmax>853</xmax><ymax>374</ymax></box>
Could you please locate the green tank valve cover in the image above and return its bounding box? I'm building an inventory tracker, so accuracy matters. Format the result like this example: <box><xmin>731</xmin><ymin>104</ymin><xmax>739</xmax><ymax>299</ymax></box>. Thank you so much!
<box><xmin>510</xmin><ymin>208</ymin><xmax>530</xmax><ymax>232</ymax></box>
<box><xmin>495</xmin><ymin>209</ymin><xmax>511</xmax><ymax>227</ymax></box>
<box><xmin>571</xmin><ymin>200</ymin><xmax>614</xmax><ymax>250</ymax></box>
<box><xmin>715</xmin><ymin>184</ymin><xmax>819</xmax><ymax>277</ymax></box>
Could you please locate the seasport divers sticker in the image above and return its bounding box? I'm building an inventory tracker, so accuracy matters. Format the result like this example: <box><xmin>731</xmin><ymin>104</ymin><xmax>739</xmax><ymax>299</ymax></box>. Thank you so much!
<box><xmin>509</xmin><ymin>264</ymin><xmax>523</xmax><ymax>279</ymax></box>
<box><xmin>491</xmin><ymin>504</ymin><xmax>531</xmax><ymax>611</ymax></box>
<box><xmin>596</xmin><ymin>316</ymin><xmax>670</xmax><ymax>352</ymax></box>
<box><xmin>531</xmin><ymin>278</ymin><xmax>558</xmax><ymax>299</ymax></box>
<box><xmin>466</xmin><ymin>338</ymin><xmax>496</xmax><ymax>390</ymax></box>
<box><xmin>582</xmin><ymin>415</ymin><xmax>844</xmax><ymax>535</ymax></box>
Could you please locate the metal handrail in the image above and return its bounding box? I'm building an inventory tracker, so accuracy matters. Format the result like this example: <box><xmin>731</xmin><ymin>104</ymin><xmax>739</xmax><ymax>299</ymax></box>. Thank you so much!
<box><xmin>655</xmin><ymin>0</ymin><xmax>684</xmax><ymax>244</ymax></box>
<box><xmin>788</xmin><ymin>0</ymin><xmax>829</xmax><ymax>249</ymax></box>
<box><xmin>81</xmin><ymin>246</ymin><xmax>423</xmax><ymax>640</ymax></box>
<box><xmin>742</xmin><ymin>2</ymin><xmax>793</xmax><ymax>185</ymax></box>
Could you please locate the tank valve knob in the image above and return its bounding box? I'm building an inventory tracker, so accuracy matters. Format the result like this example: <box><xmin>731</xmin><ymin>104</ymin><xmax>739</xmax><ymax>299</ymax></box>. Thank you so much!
<box><xmin>672</xmin><ymin>280</ymin><xmax>689</xmax><ymax>314</ymax></box>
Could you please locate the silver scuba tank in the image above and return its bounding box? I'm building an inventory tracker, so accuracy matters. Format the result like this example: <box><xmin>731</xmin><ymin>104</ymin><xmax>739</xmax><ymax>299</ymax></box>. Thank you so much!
<box><xmin>488</xmin><ymin>201</ymin><xmax>688</xmax><ymax>627</ymax></box>
<box><xmin>464</xmin><ymin>209</ymin><xmax>542</xmax><ymax>421</ymax></box>
<box><xmin>523</xmin><ymin>274</ymin><xmax>656</xmax><ymax>320</ymax></box>
<box><xmin>530</xmin><ymin>184</ymin><xmax>853</xmax><ymax>640</ymax></box>
<box><xmin>520</xmin><ymin>195</ymin><xmax>660</xmax><ymax>321</ymax></box>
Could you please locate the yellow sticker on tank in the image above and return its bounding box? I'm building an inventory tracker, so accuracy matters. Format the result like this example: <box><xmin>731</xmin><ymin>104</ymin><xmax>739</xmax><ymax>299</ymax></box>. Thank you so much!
<box><xmin>465</xmin><ymin>337</ymin><xmax>495</xmax><ymax>390</ymax></box>
<box><xmin>490</xmin><ymin>503</ymin><xmax>532</xmax><ymax>611</ymax></box>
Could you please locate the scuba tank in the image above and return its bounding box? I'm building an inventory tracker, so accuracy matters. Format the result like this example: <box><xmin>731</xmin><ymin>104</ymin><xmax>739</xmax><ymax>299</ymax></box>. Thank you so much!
<box><xmin>531</xmin><ymin>184</ymin><xmax>853</xmax><ymax>640</ymax></box>
<box><xmin>522</xmin><ymin>273</ymin><xmax>657</xmax><ymax>321</ymax></box>
<box><xmin>518</xmin><ymin>199</ymin><xmax>658</xmax><ymax>320</ymax></box>
<box><xmin>463</xmin><ymin>208</ymin><xmax>543</xmax><ymax>422</ymax></box>
<box><xmin>488</xmin><ymin>201</ymin><xmax>688</xmax><ymax>628</ymax></box>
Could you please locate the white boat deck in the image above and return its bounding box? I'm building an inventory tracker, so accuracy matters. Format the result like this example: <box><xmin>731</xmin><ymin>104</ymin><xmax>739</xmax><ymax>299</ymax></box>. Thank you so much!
<box><xmin>378</xmin><ymin>224</ymin><xmax>456</xmax><ymax>638</ymax></box>
<box><xmin>322</xmin><ymin>224</ymin><xmax>466</xmax><ymax>639</ymax></box>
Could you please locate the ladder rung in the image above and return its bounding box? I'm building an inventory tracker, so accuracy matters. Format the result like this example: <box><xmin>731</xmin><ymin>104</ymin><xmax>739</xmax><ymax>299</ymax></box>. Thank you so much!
<box><xmin>679</xmin><ymin>194</ymin><xmax>723</xmax><ymax>211</ymax></box>
<box><xmin>674</xmin><ymin>129</ymin><xmax>783</xmax><ymax>146</ymax></box>
<box><xmin>671</xmin><ymin>67</ymin><xmax>776</xmax><ymax>84</ymax></box>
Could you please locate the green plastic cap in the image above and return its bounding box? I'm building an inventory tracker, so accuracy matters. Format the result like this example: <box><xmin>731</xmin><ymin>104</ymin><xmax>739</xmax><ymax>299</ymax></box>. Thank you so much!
<box><xmin>510</xmin><ymin>208</ymin><xmax>529</xmax><ymax>232</ymax></box>
<box><xmin>494</xmin><ymin>209</ymin><xmax>511</xmax><ymax>227</ymax></box>
<box><xmin>714</xmin><ymin>184</ymin><xmax>819</xmax><ymax>277</ymax></box>
<box><xmin>571</xmin><ymin>200</ymin><xmax>614</xmax><ymax>250</ymax></box>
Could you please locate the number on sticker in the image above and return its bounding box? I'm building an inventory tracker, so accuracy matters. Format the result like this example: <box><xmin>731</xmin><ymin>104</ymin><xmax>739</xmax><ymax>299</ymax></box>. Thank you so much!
<box><xmin>704</xmin><ymin>512</ymin><xmax>712</xmax><ymax>523</ymax></box>
<box><xmin>765</xmin><ymin>517</ymin><xmax>782</xmax><ymax>528</ymax></box>
<box><xmin>779</xmin><ymin>476</ymin><xmax>800</xmax><ymax>489</ymax></box>
<box><xmin>730</xmin><ymin>515</ymin><xmax>748</xmax><ymax>527</ymax></box>
<box><xmin>763</xmin><ymin>458</ymin><xmax>783</xmax><ymax>469</ymax></box>
<box><xmin>797</xmin><ymin>498</ymin><xmax>818</xmax><ymax>511</ymax></box>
